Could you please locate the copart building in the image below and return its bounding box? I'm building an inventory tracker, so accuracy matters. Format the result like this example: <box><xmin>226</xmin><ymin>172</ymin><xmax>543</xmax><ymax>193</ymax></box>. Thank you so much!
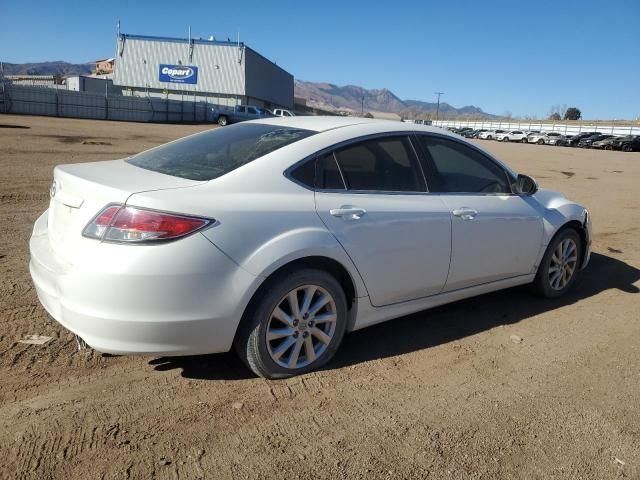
<box><xmin>112</xmin><ymin>33</ymin><xmax>294</xmax><ymax>109</ymax></box>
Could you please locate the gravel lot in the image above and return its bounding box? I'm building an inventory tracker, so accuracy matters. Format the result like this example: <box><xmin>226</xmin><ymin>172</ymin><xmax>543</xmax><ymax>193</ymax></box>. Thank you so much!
<box><xmin>1</xmin><ymin>114</ymin><xmax>639</xmax><ymax>480</ymax></box>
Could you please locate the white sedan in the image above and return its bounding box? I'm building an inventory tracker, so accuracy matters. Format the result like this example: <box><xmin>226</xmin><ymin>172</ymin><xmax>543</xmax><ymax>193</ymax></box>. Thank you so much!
<box><xmin>528</xmin><ymin>132</ymin><xmax>564</xmax><ymax>145</ymax></box>
<box><xmin>30</xmin><ymin>117</ymin><xmax>591</xmax><ymax>378</ymax></box>
<box><xmin>495</xmin><ymin>130</ymin><xmax>529</xmax><ymax>142</ymax></box>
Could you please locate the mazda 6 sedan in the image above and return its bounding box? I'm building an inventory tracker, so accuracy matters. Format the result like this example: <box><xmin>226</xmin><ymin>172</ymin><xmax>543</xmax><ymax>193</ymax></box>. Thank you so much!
<box><xmin>30</xmin><ymin>117</ymin><xmax>592</xmax><ymax>378</ymax></box>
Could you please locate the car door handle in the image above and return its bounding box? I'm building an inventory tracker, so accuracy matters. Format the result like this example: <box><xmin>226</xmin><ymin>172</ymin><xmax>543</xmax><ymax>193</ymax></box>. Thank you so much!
<box><xmin>330</xmin><ymin>206</ymin><xmax>367</xmax><ymax>220</ymax></box>
<box><xmin>452</xmin><ymin>207</ymin><xmax>478</xmax><ymax>220</ymax></box>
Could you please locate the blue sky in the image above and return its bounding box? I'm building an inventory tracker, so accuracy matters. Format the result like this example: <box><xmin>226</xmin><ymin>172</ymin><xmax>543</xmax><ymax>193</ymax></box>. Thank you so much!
<box><xmin>2</xmin><ymin>0</ymin><xmax>639</xmax><ymax>119</ymax></box>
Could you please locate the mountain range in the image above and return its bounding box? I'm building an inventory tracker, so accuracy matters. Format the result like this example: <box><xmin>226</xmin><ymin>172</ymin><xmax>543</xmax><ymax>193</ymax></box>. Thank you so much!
<box><xmin>294</xmin><ymin>80</ymin><xmax>494</xmax><ymax>119</ymax></box>
<box><xmin>1</xmin><ymin>61</ymin><xmax>92</xmax><ymax>77</ymax></box>
<box><xmin>0</xmin><ymin>61</ymin><xmax>494</xmax><ymax>118</ymax></box>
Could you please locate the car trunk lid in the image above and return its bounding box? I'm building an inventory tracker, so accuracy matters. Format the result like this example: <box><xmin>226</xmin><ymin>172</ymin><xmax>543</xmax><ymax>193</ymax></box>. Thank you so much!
<box><xmin>48</xmin><ymin>159</ymin><xmax>204</xmax><ymax>261</ymax></box>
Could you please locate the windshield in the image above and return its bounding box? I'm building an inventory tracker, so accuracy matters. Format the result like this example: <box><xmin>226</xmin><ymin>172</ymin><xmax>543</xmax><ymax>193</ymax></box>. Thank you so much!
<box><xmin>128</xmin><ymin>123</ymin><xmax>316</xmax><ymax>181</ymax></box>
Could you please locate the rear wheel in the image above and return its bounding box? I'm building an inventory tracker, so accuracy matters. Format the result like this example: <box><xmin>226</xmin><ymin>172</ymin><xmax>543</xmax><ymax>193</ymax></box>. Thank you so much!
<box><xmin>537</xmin><ymin>139</ymin><xmax>545</xmax><ymax>145</ymax></box>
<box><xmin>521</xmin><ymin>138</ymin><xmax>528</xmax><ymax>143</ymax></box>
<box><xmin>235</xmin><ymin>269</ymin><xmax>347</xmax><ymax>378</ymax></box>
<box><xmin>604</xmin><ymin>145</ymin><xmax>613</xmax><ymax>151</ymax></box>
<box><xmin>532</xmin><ymin>228</ymin><xmax>582</xmax><ymax>298</ymax></box>
<box><xmin>487</xmin><ymin>135</ymin><xmax>493</xmax><ymax>140</ymax></box>
<box><xmin>623</xmin><ymin>144</ymin><xmax>633</xmax><ymax>152</ymax></box>
<box><xmin>218</xmin><ymin>115</ymin><xmax>228</xmax><ymax>126</ymax></box>
<box><xmin>503</xmin><ymin>137</ymin><xmax>509</xmax><ymax>142</ymax></box>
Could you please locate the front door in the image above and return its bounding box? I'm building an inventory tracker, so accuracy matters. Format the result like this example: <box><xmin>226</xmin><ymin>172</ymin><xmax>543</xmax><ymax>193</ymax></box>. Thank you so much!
<box><xmin>415</xmin><ymin>134</ymin><xmax>544</xmax><ymax>291</ymax></box>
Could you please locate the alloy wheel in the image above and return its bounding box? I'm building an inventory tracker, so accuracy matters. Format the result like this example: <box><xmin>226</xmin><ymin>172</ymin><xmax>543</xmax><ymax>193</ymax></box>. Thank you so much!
<box><xmin>266</xmin><ymin>285</ymin><xmax>337</xmax><ymax>369</ymax></box>
<box><xmin>548</xmin><ymin>238</ymin><xmax>578</xmax><ymax>290</ymax></box>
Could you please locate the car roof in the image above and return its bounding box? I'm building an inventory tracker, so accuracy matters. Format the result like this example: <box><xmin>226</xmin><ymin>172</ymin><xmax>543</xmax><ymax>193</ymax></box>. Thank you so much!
<box><xmin>249</xmin><ymin>115</ymin><xmax>450</xmax><ymax>135</ymax></box>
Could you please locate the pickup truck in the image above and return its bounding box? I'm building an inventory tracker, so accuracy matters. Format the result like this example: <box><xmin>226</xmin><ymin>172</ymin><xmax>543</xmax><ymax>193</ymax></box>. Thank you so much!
<box><xmin>210</xmin><ymin>105</ymin><xmax>273</xmax><ymax>126</ymax></box>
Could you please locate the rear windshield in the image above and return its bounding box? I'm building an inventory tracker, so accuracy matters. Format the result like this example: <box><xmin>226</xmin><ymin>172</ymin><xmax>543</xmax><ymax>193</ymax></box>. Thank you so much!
<box><xmin>128</xmin><ymin>123</ymin><xmax>316</xmax><ymax>181</ymax></box>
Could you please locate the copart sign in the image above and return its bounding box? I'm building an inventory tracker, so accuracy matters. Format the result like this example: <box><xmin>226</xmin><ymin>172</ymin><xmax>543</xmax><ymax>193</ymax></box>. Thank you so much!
<box><xmin>159</xmin><ymin>64</ymin><xmax>198</xmax><ymax>84</ymax></box>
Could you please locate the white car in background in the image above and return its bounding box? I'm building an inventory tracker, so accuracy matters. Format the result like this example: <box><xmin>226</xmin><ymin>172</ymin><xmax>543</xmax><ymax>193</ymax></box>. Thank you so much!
<box><xmin>478</xmin><ymin>129</ymin><xmax>506</xmax><ymax>140</ymax></box>
<box><xmin>272</xmin><ymin>108</ymin><xmax>295</xmax><ymax>117</ymax></box>
<box><xmin>30</xmin><ymin>117</ymin><xmax>591</xmax><ymax>378</ymax></box>
<box><xmin>495</xmin><ymin>130</ymin><xmax>528</xmax><ymax>142</ymax></box>
<box><xmin>528</xmin><ymin>132</ymin><xmax>564</xmax><ymax>145</ymax></box>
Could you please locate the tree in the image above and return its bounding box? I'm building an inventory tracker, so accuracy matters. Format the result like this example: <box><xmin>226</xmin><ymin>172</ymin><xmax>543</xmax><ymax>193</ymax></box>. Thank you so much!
<box><xmin>564</xmin><ymin>107</ymin><xmax>582</xmax><ymax>120</ymax></box>
<box><xmin>549</xmin><ymin>112</ymin><xmax>562</xmax><ymax>121</ymax></box>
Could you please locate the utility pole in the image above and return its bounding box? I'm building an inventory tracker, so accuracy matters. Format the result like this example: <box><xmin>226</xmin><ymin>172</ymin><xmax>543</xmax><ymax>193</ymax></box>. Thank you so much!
<box><xmin>361</xmin><ymin>95</ymin><xmax>365</xmax><ymax>116</ymax></box>
<box><xmin>435</xmin><ymin>92</ymin><xmax>444</xmax><ymax>121</ymax></box>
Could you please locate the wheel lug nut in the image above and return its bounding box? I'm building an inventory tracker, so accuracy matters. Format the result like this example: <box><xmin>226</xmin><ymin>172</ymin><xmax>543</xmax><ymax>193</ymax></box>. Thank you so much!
<box><xmin>308</xmin><ymin>321</ymin><xmax>314</xmax><ymax>327</ymax></box>
<box><xmin>302</xmin><ymin>331</ymin><xmax>309</xmax><ymax>338</ymax></box>
<box><xmin>293</xmin><ymin>319</ymin><xmax>299</xmax><ymax>326</ymax></box>
<box><xmin>293</xmin><ymin>331</ymin><xmax>299</xmax><ymax>338</ymax></box>
<box><xmin>303</xmin><ymin>313</ymin><xmax>309</xmax><ymax>320</ymax></box>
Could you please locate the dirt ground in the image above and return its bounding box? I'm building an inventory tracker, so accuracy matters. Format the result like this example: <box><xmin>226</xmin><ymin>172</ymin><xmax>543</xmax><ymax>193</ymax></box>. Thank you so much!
<box><xmin>1</xmin><ymin>114</ymin><xmax>639</xmax><ymax>480</ymax></box>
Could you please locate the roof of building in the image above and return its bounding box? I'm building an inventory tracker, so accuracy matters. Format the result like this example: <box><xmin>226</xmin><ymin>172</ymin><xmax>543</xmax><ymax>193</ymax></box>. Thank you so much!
<box><xmin>95</xmin><ymin>58</ymin><xmax>115</xmax><ymax>63</ymax></box>
<box><xmin>118</xmin><ymin>33</ymin><xmax>290</xmax><ymax>77</ymax></box>
<box><xmin>365</xmin><ymin>111</ymin><xmax>402</xmax><ymax>121</ymax></box>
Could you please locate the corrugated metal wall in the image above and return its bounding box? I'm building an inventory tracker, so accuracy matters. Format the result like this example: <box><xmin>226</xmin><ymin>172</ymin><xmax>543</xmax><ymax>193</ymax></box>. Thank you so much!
<box><xmin>0</xmin><ymin>84</ymin><xmax>215</xmax><ymax>123</ymax></box>
<box><xmin>245</xmin><ymin>48</ymin><xmax>294</xmax><ymax>109</ymax></box>
<box><xmin>113</xmin><ymin>36</ymin><xmax>245</xmax><ymax>95</ymax></box>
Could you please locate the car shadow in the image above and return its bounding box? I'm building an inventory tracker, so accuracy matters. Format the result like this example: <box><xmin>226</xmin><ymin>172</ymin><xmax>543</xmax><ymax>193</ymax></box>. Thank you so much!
<box><xmin>149</xmin><ymin>253</ymin><xmax>639</xmax><ymax>380</ymax></box>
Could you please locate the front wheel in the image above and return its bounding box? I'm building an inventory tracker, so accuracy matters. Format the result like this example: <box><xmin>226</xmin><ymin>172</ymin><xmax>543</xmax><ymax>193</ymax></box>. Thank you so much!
<box><xmin>537</xmin><ymin>139</ymin><xmax>545</xmax><ymax>145</ymax></box>
<box><xmin>218</xmin><ymin>115</ymin><xmax>228</xmax><ymax>126</ymax></box>
<box><xmin>532</xmin><ymin>229</ymin><xmax>582</xmax><ymax>298</ymax></box>
<box><xmin>521</xmin><ymin>138</ymin><xmax>528</xmax><ymax>143</ymax></box>
<box><xmin>622</xmin><ymin>144</ymin><xmax>633</xmax><ymax>152</ymax></box>
<box><xmin>503</xmin><ymin>137</ymin><xmax>509</xmax><ymax>142</ymax></box>
<box><xmin>235</xmin><ymin>269</ymin><xmax>347</xmax><ymax>378</ymax></box>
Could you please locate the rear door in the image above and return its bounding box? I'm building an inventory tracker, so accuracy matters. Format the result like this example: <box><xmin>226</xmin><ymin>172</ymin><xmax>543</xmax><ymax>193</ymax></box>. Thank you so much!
<box><xmin>313</xmin><ymin>135</ymin><xmax>452</xmax><ymax>306</ymax></box>
<box><xmin>414</xmin><ymin>134</ymin><xmax>543</xmax><ymax>291</ymax></box>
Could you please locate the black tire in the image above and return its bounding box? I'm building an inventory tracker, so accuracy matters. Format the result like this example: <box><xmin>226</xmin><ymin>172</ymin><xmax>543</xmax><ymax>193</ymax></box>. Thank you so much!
<box><xmin>604</xmin><ymin>145</ymin><xmax>613</xmax><ymax>151</ymax></box>
<box><xmin>218</xmin><ymin>115</ymin><xmax>228</xmax><ymax>126</ymax></box>
<box><xmin>487</xmin><ymin>135</ymin><xmax>493</xmax><ymax>140</ymax></box>
<box><xmin>531</xmin><ymin>228</ymin><xmax>582</xmax><ymax>298</ymax></box>
<box><xmin>622</xmin><ymin>144</ymin><xmax>633</xmax><ymax>152</ymax></box>
<box><xmin>235</xmin><ymin>268</ymin><xmax>347</xmax><ymax>379</ymax></box>
<box><xmin>537</xmin><ymin>139</ymin><xmax>545</xmax><ymax>145</ymax></box>
<box><xmin>503</xmin><ymin>137</ymin><xmax>509</xmax><ymax>142</ymax></box>
<box><xmin>521</xmin><ymin>138</ymin><xmax>528</xmax><ymax>143</ymax></box>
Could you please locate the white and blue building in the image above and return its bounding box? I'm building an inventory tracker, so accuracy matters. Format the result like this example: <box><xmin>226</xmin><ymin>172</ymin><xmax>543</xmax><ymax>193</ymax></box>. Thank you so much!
<box><xmin>112</xmin><ymin>33</ymin><xmax>294</xmax><ymax>109</ymax></box>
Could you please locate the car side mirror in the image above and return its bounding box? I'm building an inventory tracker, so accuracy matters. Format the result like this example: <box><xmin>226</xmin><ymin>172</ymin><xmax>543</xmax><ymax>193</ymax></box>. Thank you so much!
<box><xmin>515</xmin><ymin>174</ymin><xmax>538</xmax><ymax>196</ymax></box>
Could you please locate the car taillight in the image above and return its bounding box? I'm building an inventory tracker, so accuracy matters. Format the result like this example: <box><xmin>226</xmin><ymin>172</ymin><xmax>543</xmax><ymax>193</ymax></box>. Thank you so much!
<box><xmin>83</xmin><ymin>205</ymin><xmax>211</xmax><ymax>243</ymax></box>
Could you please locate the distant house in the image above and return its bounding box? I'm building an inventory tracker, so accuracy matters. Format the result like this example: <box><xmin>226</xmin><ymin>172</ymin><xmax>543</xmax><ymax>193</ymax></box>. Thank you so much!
<box><xmin>364</xmin><ymin>111</ymin><xmax>402</xmax><ymax>121</ymax></box>
<box><xmin>95</xmin><ymin>58</ymin><xmax>115</xmax><ymax>75</ymax></box>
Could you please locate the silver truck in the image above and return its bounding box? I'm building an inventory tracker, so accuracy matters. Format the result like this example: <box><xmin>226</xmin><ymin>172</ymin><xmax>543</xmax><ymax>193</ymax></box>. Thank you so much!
<box><xmin>210</xmin><ymin>105</ymin><xmax>273</xmax><ymax>126</ymax></box>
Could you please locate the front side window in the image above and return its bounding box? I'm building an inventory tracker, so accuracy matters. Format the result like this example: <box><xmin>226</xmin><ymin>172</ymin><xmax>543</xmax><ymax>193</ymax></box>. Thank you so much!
<box><xmin>236</xmin><ymin>106</ymin><xmax>246</xmax><ymax>113</ymax></box>
<box><xmin>416</xmin><ymin>135</ymin><xmax>511</xmax><ymax>194</ymax></box>
<box><xmin>332</xmin><ymin>136</ymin><xmax>424</xmax><ymax>192</ymax></box>
<box><xmin>128</xmin><ymin>123</ymin><xmax>316</xmax><ymax>181</ymax></box>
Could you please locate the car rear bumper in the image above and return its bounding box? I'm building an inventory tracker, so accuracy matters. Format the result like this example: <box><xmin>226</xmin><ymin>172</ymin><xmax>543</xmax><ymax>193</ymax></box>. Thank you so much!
<box><xmin>29</xmin><ymin>210</ymin><xmax>259</xmax><ymax>355</ymax></box>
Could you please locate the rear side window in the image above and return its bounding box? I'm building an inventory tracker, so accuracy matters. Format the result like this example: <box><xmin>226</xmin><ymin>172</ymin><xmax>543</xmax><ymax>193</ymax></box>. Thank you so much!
<box><xmin>128</xmin><ymin>123</ymin><xmax>316</xmax><ymax>181</ymax></box>
<box><xmin>416</xmin><ymin>135</ymin><xmax>511</xmax><ymax>194</ymax></box>
<box><xmin>333</xmin><ymin>136</ymin><xmax>423</xmax><ymax>192</ymax></box>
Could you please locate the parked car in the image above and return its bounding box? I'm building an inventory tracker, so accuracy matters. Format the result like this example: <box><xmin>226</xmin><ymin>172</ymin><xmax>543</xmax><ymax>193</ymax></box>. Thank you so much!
<box><xmin>273</xmin><ymin>108</ymin><xmax>295</xmax><ymax>117</ymax></box>
<box><xmin>555</xmin><ymin>135</ymin><xmax>574</xmax><ymax>147</ymax></box>
<box><xmin>546</xmin><ymin>134</ymin><xmax>568</xmax><ymax>146</ymax></box>
<box><xmin>462</xmin><ymin>129</ymin><xmax>487</xmax><ymax>139</ymax></box>
<box><xmin>495</xmin><ymin>130</ymin><xmax>528</xmax><ymax>142</ymax></box>
<box><xmin>30</xmin><ymin>117</ymin><xmax>591</xmax><ymax>378</ymax></box>
<box><xmin>527</xmin><ymin>132</ymin><xmax>563</xmax><ymax>145</ymax></box>
<box><xmin>566</xmin><ymin>132</ymin><xmax>598</xmax><ymax>147</ymax></box>
<box><xmin>591</xmin><ymin>136</ymin><xmax>621</xmax><ymax>150</ymax></box>
<box><xmin>610</xmin><ymin>135</ymin><xmax>640</xmax><ymax>152</ymax></box>
<box><xmin>210</xmin><ymin>104</ymin><xmax>273</xmax><ymax>126</ymax></box>
<box><xmin>478</xmin><ymin>129</ymin><xmax>506</xmax><ymax>140</ymax></box>
<box><xmin>577</xmin><ymin>134</ymin><xmax>615</xmax><ymax>148</ymax></box>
